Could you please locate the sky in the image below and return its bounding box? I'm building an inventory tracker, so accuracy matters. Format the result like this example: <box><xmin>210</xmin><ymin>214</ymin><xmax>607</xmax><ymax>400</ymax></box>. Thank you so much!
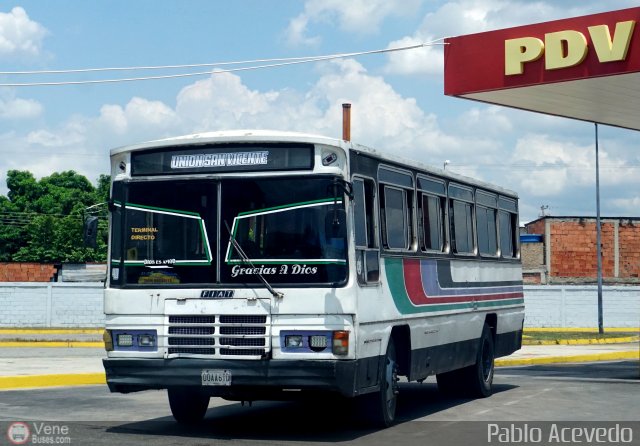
<box><xmin>0</xmin><ymin>0</ymin><xmax>638</xmax><ymax>224</ymax></box>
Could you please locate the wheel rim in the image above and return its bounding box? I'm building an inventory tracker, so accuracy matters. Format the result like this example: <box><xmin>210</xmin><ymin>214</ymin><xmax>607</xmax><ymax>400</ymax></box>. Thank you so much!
<box><xmin>384</xmin><ymin>355</ymin><xmax>398</xmax><ymax>415</ymax></box>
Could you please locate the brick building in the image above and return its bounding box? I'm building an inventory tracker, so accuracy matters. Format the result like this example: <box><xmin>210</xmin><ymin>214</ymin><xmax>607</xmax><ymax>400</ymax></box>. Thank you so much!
<box><xmin>522</xmin><ymin>217</ymin><xmax>640</xmax><ymax>285</ymax></box>
<box><xmin>0</xmin><ymin>263</ymin><xmax>57</xmax><ymax>282</ymax></box>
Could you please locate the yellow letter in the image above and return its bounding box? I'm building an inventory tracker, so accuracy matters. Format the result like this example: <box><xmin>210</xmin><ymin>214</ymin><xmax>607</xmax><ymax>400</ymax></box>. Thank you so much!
<box><xmin>588</xmin><ymin>20</ymin><xmax>636</xmax><ymax>63</ymax></box>
<box><xmin>505</xmin><ymin>37</ymin><xmax>545</xmax><ymax>75</ymax></box>
<box><xmin>545</xmin><ymin>30</ymin><xmax>588</xmax><ymax>70</ymax></box>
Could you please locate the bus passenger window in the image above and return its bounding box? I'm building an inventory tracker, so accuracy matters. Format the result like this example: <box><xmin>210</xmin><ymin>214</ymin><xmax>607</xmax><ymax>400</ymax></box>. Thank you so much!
<box><xmin>477</xmin><ymin>206</ymin><xmax>498</xmax><ymax>256</ymax></box>
<box><xmin>381</xmin><ymin>186</ymin><xmax>408</xmax><ymax>250</ymax></box>
<box><xmin>450</xmin><ymin>200</ymin><xmax>474</xmax><ymax>254</ymax></box>
<box><xmin>353</xmin><ymin>177</ymin><xmax>379</xmax><ymax>285</ymax></box>
<box><xmin>421</xmin><ymin>194</ymin><xmax>445</xmax><ymax>252</ymax></box>
<box><xmin>499</xmin><ymin>210</ymin><xmax>516</xmax><ymax>258</ymax></box>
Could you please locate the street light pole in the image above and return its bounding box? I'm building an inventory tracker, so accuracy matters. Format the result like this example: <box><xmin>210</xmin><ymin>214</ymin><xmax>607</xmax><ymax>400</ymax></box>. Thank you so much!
<box><xmin>595</xmin><ymin>123</ymin><xmax>604</xmax><ymax>334</ymax></box>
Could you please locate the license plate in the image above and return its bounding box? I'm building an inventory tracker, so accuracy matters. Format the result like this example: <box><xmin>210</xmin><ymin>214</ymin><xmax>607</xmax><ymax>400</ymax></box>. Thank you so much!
<box><xmin>201</xmin><ymin>369</ymin><xmax>231</xmax><ymax>386</ymax></box>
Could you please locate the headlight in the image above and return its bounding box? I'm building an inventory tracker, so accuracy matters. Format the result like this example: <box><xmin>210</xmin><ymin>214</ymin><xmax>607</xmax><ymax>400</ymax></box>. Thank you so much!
<box><xmin>116</xmin><ymin>333</ymin><xmax>133</xmax><ymax>347</ymax></box>
<box><xmin>138</xmin><ymin>334</ymin><xmax>155</xmax><ymax>347</ymax></box>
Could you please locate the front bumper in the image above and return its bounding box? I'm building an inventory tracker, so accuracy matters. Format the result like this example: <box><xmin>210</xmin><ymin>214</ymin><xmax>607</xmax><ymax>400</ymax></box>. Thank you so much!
<box><xmin>103</xmin><ymin>357</ymin><xmax>358</xmax><ymax>398</ymax></box>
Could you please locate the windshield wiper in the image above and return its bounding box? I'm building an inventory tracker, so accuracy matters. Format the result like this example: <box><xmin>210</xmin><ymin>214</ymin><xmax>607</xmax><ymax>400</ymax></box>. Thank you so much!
<box><xmin>224</xmin><ymin>221</ymin><xmax>284</xmax><ymax>299</ymax></box>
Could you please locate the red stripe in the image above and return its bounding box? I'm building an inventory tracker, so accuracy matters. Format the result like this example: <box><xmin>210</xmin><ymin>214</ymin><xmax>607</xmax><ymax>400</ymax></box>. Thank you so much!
<box><xmin>403</xmin><ymin>258</ymin><xmax>430</xmax><ymax>305</ymax></box>
<box><xmin>402</xmin><ymin>259</ymin><xmax>523</xmax><ymax>306</ymax></box>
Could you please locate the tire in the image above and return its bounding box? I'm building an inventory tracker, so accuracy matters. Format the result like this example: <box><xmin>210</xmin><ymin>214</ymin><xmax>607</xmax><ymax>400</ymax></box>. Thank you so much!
<box><xmin>462</xmin><ymin>323</ymin><xmax>495</xmax><ymax>398</ymax></box>
<box><xmin>168</xmin><ymin>388</ymin><xmax>210</xmax><ymax>424</ymax></box>
<box><xmin>436</xmin><ymin>323</ymin><xmax>495</xmax><ymax>398</ymax></box>
<box><xmin>363</xmin><ymin>339</ymin><xmax>399</xmax><ymax>428</ymax></box>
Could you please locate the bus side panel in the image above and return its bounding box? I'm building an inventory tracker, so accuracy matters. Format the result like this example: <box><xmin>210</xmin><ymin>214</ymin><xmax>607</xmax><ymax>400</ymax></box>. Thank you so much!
<box><xmin>356</xmin><ymin>256</ymin><xmax>524</xmax><ymax>383</ymax></box>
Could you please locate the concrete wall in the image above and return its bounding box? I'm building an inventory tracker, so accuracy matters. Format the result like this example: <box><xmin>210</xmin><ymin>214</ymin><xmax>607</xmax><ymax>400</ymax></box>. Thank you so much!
<box><xmin>523</xmin><ymin>285</ymin><xmax>639</xmax><ymax>328</ymax></box>
<box><xmin>0</xmin><ymin>283</ymin><xmax>105</xmax><ymax>327</ymax></box>
<box><xmin>0</xmin><ymin>283</ymin><xmax>638</xmax><ymax>328</ymax></box>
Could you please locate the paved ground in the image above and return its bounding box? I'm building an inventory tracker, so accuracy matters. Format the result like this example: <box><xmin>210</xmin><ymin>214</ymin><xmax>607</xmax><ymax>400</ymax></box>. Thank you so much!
<box><xmin>0</xmin><ymin>361</ymin><xmax>638</xmax><ymax>446</ymax></box>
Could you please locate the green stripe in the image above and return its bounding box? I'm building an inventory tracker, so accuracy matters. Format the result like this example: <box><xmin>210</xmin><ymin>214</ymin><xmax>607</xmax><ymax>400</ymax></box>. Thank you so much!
<box><xmin>385</xmin><ymin>258</ymin><xmax>524</xmax><ymax>314</ymax></box>
<box><xmin>386</xmin><ymin>258</ymin><xmax>418</xmax><ymax>314</ymax></box>
<box><xmin>125</xmin><ymin>202</ymin><xmax>200</xmax><ymax>217</ymax></box>
<box><xmin>199</xmin><ymin>220</ymin><xmax>212</xmax><ymax>262</ymax></box>
<box><xmin>237</xmin><ymin>198</ymin><xmax>341</xmax><ymax>216</ymax></box>
<box><xmin>226</xmin><ymin>260</ymin><xmax>347</xmax><ymax>265</ymax></box>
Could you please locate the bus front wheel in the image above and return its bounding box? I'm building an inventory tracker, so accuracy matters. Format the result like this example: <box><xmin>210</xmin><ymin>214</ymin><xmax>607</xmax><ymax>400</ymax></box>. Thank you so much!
<box><xmin>168</xmin><ymin>388</ymin><xmax>210</xmax><ymax>424</ymax></box>
<box><xmin>363</xmin><ymin>339</ymin><xmax>399</xmax><ymax>427</ymax></box>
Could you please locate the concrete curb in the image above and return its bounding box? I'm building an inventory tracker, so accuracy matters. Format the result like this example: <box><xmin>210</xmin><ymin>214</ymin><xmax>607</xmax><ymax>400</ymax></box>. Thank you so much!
<box><xmin>523</xmin><ymin>336</ymin><xmax>640</xmax><ymax>346</ymax></box>
<box><xmin>495</xmin><ymin>350</ymin><xmax>639</xmax><ymax>367</ymax></box>
<box><xmin>523</xmin><ymin>328</ymin><xmax>639</xmax><ymax>333</ymax></box>
<box><xmin>0</xmin><ymin>328</ymin><xmax>103</xmax><ymax>335</ymax></box>
<box><xmin>0</xmin><ymin>373</ymin><xmax>106</xmax><ymax>390</ymax></box>
<box><xmin>0</xmin><ymin>341</ymin><xmax>103</xmax><ymax>348</ymax></box>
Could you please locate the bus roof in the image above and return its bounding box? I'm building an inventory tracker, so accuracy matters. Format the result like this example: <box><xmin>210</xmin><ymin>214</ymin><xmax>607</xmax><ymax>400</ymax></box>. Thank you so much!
<box><xmin>110</xmin><ymin>130</ymin><xmax>345</xmax><ymax>156</ymax></box>
<box><xmin>111</xmin><ymin>130</ymin><xmax>517</xmax><ymax>198</ymax></box>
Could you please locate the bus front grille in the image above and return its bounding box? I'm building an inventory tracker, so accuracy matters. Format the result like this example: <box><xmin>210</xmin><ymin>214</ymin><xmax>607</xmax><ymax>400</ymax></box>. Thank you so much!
<box><xmin>166</xmin><ymin>314</ymin><xmax>269</xmax><ymax>359</ymax></box>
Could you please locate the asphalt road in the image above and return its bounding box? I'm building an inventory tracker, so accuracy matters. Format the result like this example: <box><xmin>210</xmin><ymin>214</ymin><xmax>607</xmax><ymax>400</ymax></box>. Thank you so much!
<box><xmin>1</xmin><ymin>361</ymin><xmax>638</xmax><ymax>446</ymax></box>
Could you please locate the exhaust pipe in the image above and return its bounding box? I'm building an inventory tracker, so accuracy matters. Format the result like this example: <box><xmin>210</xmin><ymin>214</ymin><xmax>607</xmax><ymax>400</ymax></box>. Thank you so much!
<box><xmin>342</xmin><ymin>103</ymin><xmax>351</xmax><ymax>142</ymax></box>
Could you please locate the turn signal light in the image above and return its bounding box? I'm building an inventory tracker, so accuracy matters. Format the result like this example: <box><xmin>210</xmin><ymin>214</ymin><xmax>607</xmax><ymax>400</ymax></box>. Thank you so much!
<box><xmin>103</xmin><ymin>330</ymin><xmax>113</xmax><ymax>352</ymax></box>
<box><xmin>332</xmin><ymin>330</ymin><xmax>349</xmax><ymax>355</ymax></box>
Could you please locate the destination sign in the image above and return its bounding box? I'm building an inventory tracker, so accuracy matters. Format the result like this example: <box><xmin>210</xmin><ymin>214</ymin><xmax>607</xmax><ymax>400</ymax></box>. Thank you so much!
<box><xmin>131</xmin><ymin>143</ymin><xmax>314</xmax><ymax>175</ymax></box>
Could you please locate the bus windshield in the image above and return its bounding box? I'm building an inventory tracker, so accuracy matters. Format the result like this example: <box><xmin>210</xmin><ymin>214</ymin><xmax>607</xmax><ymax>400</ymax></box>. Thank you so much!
<box><xmin>110</xmin><ymin>176</ymin><xmax>348</xmax><ymax>287</ymax></box>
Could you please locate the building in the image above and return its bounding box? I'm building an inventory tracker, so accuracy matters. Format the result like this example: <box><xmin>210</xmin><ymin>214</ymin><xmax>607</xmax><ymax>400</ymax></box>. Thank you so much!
<box><xmin>522</xmin><ymin>216</ymin><xmax>640</xmax><ymax>285</ymax></box>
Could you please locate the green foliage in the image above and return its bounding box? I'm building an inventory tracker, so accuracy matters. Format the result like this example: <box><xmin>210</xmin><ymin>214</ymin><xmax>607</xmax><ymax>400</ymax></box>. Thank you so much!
<box><xmin>0</xmin><ymin>170</ymin><xmax>109</xmax><ymax>263</ymax></box>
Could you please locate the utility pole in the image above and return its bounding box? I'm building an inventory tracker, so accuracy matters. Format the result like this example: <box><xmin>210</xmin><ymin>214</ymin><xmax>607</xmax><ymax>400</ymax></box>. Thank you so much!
<box><xmin>595</xmin><ymin>123</ymin><xmax>604</xmax><ymax>334</ymax></box>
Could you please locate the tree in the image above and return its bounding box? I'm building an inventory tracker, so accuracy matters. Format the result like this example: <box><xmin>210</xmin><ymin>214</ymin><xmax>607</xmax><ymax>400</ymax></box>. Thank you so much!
<box><xmin>0</xmin><ymin>169</ymin><xmax>109</xmax><ymax>263</ymax></box>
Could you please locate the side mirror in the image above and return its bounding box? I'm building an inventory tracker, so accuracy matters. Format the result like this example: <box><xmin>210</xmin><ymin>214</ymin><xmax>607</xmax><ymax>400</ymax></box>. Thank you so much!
<box><xmin>325</xmin><ymin>209</ymin><xmax>347</xmax><ymax>240</ymax></box>
<box><xmin>83</xmin><ymin>216</ymin><xmax>99</xmax><ymax>248</ymax></box>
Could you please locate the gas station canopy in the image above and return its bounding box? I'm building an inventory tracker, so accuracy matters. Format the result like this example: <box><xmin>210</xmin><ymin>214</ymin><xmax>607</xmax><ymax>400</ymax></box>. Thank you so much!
<box><xmin>444</xmin><ymin>7</ymin><xmax>640</xmax><ymax>131</ymax></box>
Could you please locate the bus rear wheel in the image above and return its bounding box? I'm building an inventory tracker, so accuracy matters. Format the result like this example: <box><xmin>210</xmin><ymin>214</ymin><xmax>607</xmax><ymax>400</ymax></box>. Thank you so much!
<box><xmin>464</xmin><ymin>323</ymin><xmax>495</xmax><ymax>398</ymax></box>
<box><xmin>436</xmin><ymin>323</ymin><xmax>495</xmax><ymax>398</ymax></box>
<box><xmin>168</xmin><ymin>388</ymin><xmax>210</xmax><ymax>424</ymax></box>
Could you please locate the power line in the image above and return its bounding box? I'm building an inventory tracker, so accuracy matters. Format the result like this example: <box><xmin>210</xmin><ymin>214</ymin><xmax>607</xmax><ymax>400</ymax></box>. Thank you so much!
<box><xmin>0</xmin><ymin>40</ymin><xmax>445</xmax><ymax>87</ymax></box>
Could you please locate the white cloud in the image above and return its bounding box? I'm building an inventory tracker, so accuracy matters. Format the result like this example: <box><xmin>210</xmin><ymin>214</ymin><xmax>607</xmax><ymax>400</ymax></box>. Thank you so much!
<box><xmin>1</xmin><ymin>57</ymin><xmax>637</xmax><ymax>223</ymax></box>
<box><xmin>509</xmin><ymin>133</ymin><xmax>636</xmax><ymax>197</ymax></box>
<box><xmin>285</xmin><ymin>0</ymin><xmax>421</xmax><ymax>46</ymax></box>
<box><xmin>385</xmin><ymin>0</ymin><xmax>638</xmax><ymax>76</ymax></box>
<box><xmin>97</xmin><ymin>97</ymin><xmax>179</xmax><ymax>140</ymax></box>
<box><xmin>0</xmin><ymin>90</ymin><xmax>43</xmax><ymax>120</ymax></box>
<box><xmin>611</xmin><ymin>197</ymin><xmax>640</xmax><ymax>215</ymax></box>
<box><xmin>0</xmin><ymin>7</ymin><xmax>48</xmax><ymax>59</ymax></box>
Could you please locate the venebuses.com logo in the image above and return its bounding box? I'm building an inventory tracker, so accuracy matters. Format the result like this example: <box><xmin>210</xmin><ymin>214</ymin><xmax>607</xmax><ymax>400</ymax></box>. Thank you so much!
<box><xmin>6</xmin><ymin>421</ymin><xmax>71</xmax><ymax>445</ymax></box>
<box><xmin>6</xmin><ymin>422</ymin><xmax>30</xmax><ymax>445</ymax></box>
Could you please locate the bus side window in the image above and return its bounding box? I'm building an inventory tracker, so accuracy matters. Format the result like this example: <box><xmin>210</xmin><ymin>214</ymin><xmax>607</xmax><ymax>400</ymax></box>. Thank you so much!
<box><xmin>498</xmin><ymin>196</ymin><xmax>519</xmax><ymax>258</ymax></box>
<box><xmin>498</xmin><ymin>210</ymin><xmax>517</xmax><ymax>258</ymax></box>
<box><xmin>353</xmin><ymin>178</ymin><xmax>379</xmax><ymax>284</ymax></box>
<box><xmin>449</xmin><ymin>199</ymin><xmax>475</xmax><ymax>255</ymax></box>
<box><xmin>420</xmin><ymin>194</ymin><xmax>446</xmax><ymax>252</ymax></box>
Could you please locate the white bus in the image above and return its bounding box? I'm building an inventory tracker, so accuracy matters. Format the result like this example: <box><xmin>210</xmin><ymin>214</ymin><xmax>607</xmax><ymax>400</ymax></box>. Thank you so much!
<box><xmin>102</xmin><ymin>130</ymin><xmax>524</xmax><ymax>427</ymax></box>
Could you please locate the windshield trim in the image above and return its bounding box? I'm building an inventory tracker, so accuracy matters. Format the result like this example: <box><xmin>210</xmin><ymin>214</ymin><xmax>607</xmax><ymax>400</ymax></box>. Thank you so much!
<box><xmin>116</xmin><ymin>201</ymin><xmax>213</xmax><ymax>266</ymax></box>
<box><xmin>225</xmin><ymin>198</ymin><xmax>345</xmax><ymax>265</ymax></box>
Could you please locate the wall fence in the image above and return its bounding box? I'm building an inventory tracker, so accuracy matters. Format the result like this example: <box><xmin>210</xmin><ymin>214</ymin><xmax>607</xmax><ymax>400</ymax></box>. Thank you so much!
<box><xmin>0</xmin><ymin>283</ymin><xmax>638</xmax><ymax>328</ymax></box>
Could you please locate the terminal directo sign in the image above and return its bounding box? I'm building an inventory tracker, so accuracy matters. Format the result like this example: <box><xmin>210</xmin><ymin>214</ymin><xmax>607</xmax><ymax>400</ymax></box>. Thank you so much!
<box><xmin>444</xmin><ymin>7</ymin><xmax>640</xmax><ymax>131</ymax></box>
